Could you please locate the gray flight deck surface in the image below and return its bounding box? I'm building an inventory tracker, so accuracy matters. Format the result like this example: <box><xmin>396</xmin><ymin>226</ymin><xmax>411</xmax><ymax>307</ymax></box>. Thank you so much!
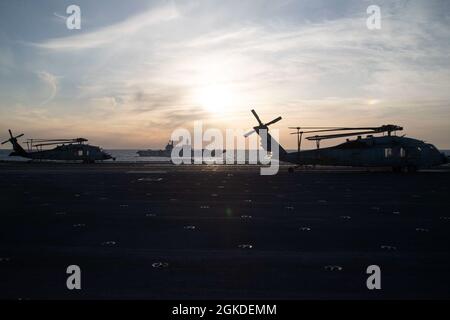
<box><xmin>0</xmin><ymin>162</ymin><xmax>449</xmax><ymax>299</ymax></box>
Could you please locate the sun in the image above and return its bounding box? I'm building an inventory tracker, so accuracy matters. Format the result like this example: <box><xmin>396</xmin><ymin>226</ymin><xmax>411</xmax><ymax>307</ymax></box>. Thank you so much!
<box><xmin>367</xmin><ymin>99</ymin><xmax>380</xmax><ymax>105</ymax></box>
<box><xmin>196</xmin><ymin>84</ymin><xmax>234</xmax><ymax>114</ymax></box>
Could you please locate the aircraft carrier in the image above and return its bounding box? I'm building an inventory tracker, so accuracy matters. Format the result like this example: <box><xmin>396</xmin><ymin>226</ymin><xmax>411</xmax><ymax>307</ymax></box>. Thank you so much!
<box><xmin>1</xmin><ymin>162</ymin><xmax>450</xmax><ymax>299</ymax></box>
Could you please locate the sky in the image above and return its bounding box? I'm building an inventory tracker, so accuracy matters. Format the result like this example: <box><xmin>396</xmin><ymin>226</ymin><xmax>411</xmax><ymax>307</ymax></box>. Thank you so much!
<box><xmin>0</xmin><ymin>0</ymin><xmax>449</xmax><ymax>149</ymax></box>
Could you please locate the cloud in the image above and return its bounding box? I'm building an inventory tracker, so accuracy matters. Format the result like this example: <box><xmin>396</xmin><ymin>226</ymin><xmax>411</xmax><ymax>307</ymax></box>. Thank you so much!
<box><xmin>3</xmin><ymin>0</ymin><xmax>450</xmax><ymax>148</ymax></box>
<box><xmin>52</xmin><ymin>12</ymin><xmax>66</xmax><ymax>22</ymax></box>
<box><xmin>36</xmin><ymin>71</ymin><xmax>58</xmax><ymax>105</ymax></box>
<box><xmin>37</xmin><ymin>4</ymin><xmax>179</xmax><ymax>50</ymax></box>
<box><xmin>0</xmin><ymin>48</ymin><xmax>14</xmax><ymax>74</ymax></box>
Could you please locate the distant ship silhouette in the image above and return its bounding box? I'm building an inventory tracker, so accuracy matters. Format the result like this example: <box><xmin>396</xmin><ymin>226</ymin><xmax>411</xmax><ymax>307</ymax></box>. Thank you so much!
<box><xmin>137</xmin><ymin>141</ymin><xmax>216</xmax><ymax>157</ymax></box>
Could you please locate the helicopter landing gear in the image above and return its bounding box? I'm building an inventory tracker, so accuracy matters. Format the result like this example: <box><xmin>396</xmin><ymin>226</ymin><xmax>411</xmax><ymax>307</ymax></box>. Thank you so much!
<box><xmin>288</xmin><ymin>165</ymin><xmax>303</xmax><ymax>173</ymax></box>
<box><xmin>392</xmin><ymin>165</ymin><xmax>418</xmax><ymax>173</ymax></box>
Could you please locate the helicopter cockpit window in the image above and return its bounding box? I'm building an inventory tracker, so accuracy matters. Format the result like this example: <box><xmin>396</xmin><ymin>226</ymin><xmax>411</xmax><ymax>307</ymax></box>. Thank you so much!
<box><xmin>384</xmin><ymin>148</ymin><xmax>392</xmax><ymax>158</ymax></box>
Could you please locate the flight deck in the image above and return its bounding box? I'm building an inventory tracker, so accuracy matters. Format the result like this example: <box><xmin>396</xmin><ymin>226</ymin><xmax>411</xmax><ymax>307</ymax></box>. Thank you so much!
<box><xmin>1</xmin><ymin>162</ymin><xmax>450</xmax><ymax>299</ymax></box>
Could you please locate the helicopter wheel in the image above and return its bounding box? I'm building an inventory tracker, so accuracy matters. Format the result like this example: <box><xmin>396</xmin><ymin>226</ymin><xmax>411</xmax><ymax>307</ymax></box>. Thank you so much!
<box><xmin>407</xmin><ymin>165</ymin><xmax>418</xmax><ymax>173</ymax></box>
<box><xmin>288</xmin><ymin>167</ymin><xmax>295</xmax><ymax>173</ymax></box>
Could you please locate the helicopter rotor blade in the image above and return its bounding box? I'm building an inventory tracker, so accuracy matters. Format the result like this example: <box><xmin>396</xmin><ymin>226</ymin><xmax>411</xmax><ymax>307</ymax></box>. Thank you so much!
<box><xmin>244</xmin><ymin>129</ymin><xmax>256</xmax><ymax>138</ymax></box>
<box><xmin>33</xmin><ymin>141</ymin><xmax>74</xmax><ymax>147</ymax></box>
<box><xmin>2</xmin><ymin>131</ymin><xmax>24</xmax><ymax>144</ymax></box>
<box><xmin>245</xmin><ymin>110</ymin><xmax>282</xmax><ymax>138</ymax></box>
<box><xmin>306</xmin><ymin>130</ymin><xmax>378</xmax><ymax>141</ymax></box>
<box><xmin>291</xmin><ymin>129</ymin><xmax>333</xmax><ymax>135</ymax></box>
<box><xmin>251</xmin><ymin>109</ymin><xmax>263</xmax><ymax>126</ymax></box>
<box><xmin>265</xmin><ymin>116</ymin><xmax>282</xmax><ymax>127</ymax></box>
<box><xmin>290</xmin><ymin>126</ymin><xmax>379</xmax><ymax>130</ymax></box>
<box><xmin>303</xmin><ymin>128</ymin><xmax>361</xmax><ymax>134</ymax></box>
<box><xmin>31</xmin><ymin>136</ymin><xmax>89</xmax><ymax>148</ymax></box>
<box><xmin>28</xmin><ymin>138</ymin><xmax>83</xmax><ymax>142</ymax></box>
<box><xmin>28</xmin><ymin>139</ymin><xmax>70</xmax><ymax>142</ymax></box>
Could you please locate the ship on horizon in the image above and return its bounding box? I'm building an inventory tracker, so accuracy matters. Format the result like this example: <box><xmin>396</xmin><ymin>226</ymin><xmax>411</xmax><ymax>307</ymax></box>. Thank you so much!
<box><xmin>137</xmin><ymin>140</ymin><xmax>175</xmax><ymax>157</ymax></box>
<box><xmin>137</xmin><ymin>140</ymin><xmax>216</xmax><ymax>157</ymax></box>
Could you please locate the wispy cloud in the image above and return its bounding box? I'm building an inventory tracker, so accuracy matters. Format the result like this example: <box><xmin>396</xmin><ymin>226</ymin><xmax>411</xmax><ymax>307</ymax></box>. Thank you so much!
<box><xmin>36</xmin><ymin>71</ymin><xmax>58</xmax><ymax>106</ymax></box>
<box><xmin>1</xmin><ymin>0</ymin><xmax>450</xmax><ymax>148</ymax></box>
<box><xmin>38</xmin><ymin>4</ymin><xmax>179</xmax><ymax>50</ymax></box>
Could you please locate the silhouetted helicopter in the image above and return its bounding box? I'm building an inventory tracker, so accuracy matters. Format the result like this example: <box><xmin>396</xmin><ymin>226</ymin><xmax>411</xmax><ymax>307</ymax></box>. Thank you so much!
<box><xmin>245</xmin><ymin>110</ymin><xmax>448</xmax><ymax>172</ymax></box>
<box><xmin>1</xmin><ymin>130</ymin><xmax>115</xmax><ymax>163</ymax></box>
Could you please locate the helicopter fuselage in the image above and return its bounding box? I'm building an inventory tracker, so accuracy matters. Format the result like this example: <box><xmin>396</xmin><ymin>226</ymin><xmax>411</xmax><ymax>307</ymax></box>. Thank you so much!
<box><xmin>11</xmin><ymin>143</ymin><xmax>113</xmax><ymax>162</ymax></box>
<box><xmin>283</xmin><ymin>135</ymin><xmax>447</xmax><ymax>170</ymax></box>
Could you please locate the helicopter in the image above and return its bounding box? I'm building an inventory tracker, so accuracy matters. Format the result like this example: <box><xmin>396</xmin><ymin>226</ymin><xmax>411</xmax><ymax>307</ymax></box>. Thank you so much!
<box><xmin>1</xmin><ymin>130</ymin><xmax>115</xmax><ymax>163</ymax></box>
<box><xmin>245</xmin><ymin>109</ymin><xmax>448</xmax><ymax>173</ymax></box>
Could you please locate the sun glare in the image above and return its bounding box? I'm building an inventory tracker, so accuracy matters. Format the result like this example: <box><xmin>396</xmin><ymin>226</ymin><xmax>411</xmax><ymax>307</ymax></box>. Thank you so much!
<box><xmin>196</xmin><ymin>84</ymin><xmax>234</xmax><ymax>114</ymax></box>
<box><xmin>367</xmin><ymin>99</ymin><xmax>380</xmax><ymax>105</ymax></box>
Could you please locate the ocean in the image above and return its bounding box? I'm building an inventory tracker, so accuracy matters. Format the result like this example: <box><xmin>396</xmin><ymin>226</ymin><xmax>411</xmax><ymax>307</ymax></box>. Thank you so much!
<box><xmin>0</xmin><ymin>149</ymin><xmax>168</xmax><ymax>162</ymax></box>
<box><xmin>0</xmin><ymin>149</ymin><xmax>275</xmax><ymax>163</ymax></box>
<box><xmin>1</xmin><ymin>149</ymin><xmax>449</xmax><ymax>163</ymax></box>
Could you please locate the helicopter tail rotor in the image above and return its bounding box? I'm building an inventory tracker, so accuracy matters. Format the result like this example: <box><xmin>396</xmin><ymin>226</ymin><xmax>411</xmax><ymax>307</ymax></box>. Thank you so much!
<box><xmin>1</xmin><ymin>129</ymin><xmax>24</xmax><ymax>145</ymax></box>
<box><xmin>244</xmin><ymin>109</ymin><xmax>287</xmax><ymax>158</ymax></box>
<box><xmin>244</xmin><ymin>109</ymin><xmax>282</xmax><ymax>137</ymax></box>
<box><xmin>2</xmin><ymin>129</ymin><xmax>28</xmax><ymax>157</ymax></box>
